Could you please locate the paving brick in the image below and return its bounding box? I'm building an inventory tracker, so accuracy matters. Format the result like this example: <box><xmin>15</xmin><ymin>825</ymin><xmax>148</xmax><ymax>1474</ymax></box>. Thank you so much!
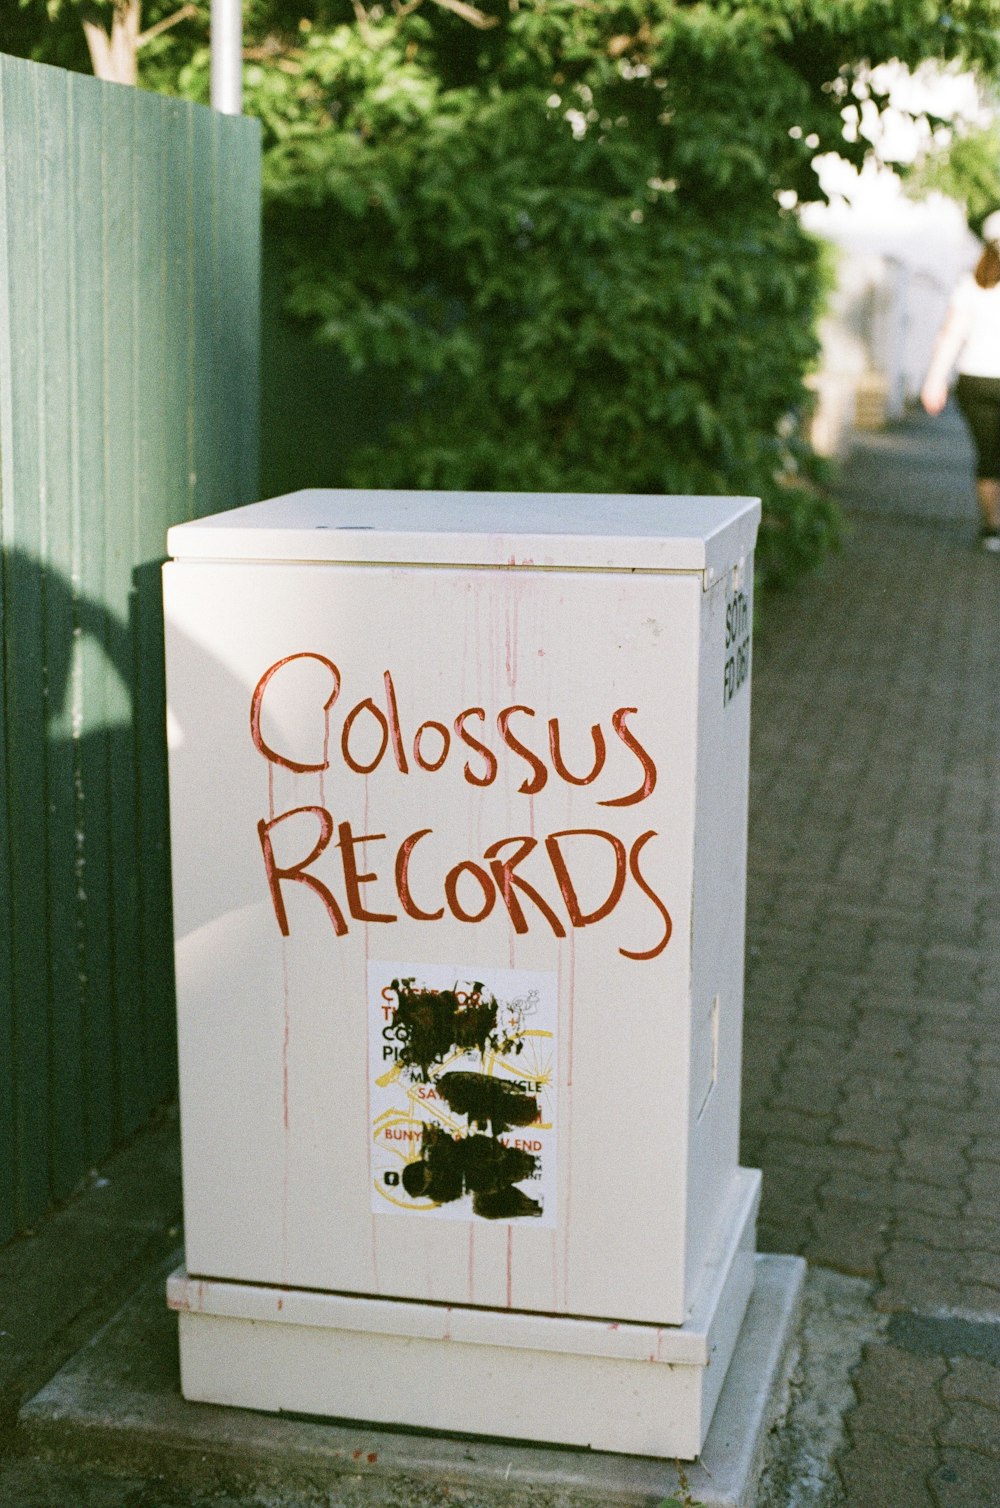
<box><xmin>909</xmin><ymin>1042</ymin><xmax>976</xmax><ymax>1083</ymax></box>
<box><xmin>892</xmin><ymin>1210</ymin><xmax>998</xmax><ymax>1253</ymax></box>
<box><xmin>885</xmin><ymin>1180</ymin><xmax>965</xmax><ymax>1219</ymax></box>
<box><xmin>846</xmin><ymin>1052</ymin><xmax>916</xmax><ymax>1085</ymax></box>
<box><xmin>758</xmin><ymin>1187</ymin><xmax>819</xmax><ymax>1231</ymax></box>
<box><xmin>901</xmin><ymin>1128</ymin><xmax>970</xmax><ymax>1157</ymax></box>
<box><xmin>805</xmin><ymin>1215</ymin><xmax>885</xmax><ymax>1277</ymax></box>
<box><xmin>820</xmin><ymin>1169</ymin><xmax>895</xmax><ymax>1208</ymax></box>
<box><xmin>746</xmin><ymin>1106</ymin><xmax>837</xmax><ymax>1146</ymax></box>
<box><xmin>847</xmin><ymin>1344</ymin><xmax>947</xmax><ymax>1438</ymax></box>
<box><xmin>942</xmin><ymin>1357</ymin><xmax>1000</xmax><ymax>1411</ymax></box>
<box><xmin>963</xmin><ymin>1251</ymin><xmax>1000</xmax><ymax>1289</ymax></box>
<box><xmin>838</xmin><ymin>1436</ymin><xmax>938</xmax><ymax>1507</ymax></box>
<box><xmin>933</xmin><ymin>1449</ymin><xmax>1000</xmax><ymax>1508</ymax></box>
<box><xmin>953</xmin><ymin>1217</ymin><xmax>1000</xmax><ymax>1251</ymax></box>
<box><xmin>762</xmin><ymin>1139</ymin><xmax>840</xmax><ymax>1176</ymax></box>
<box><xmin>850</xmin><ymin>1017</ymin><xmax>917</xmax><ymax>1052</ymax></box>
<box><xmin>938</xmin><ymin>1400</ymin><xmax>1000</xmax><ymax>1454</ymax></box>
<box><xmin>918</xmin><ymin>968</ymin><xmax>978</xmax><ymax>1002</ymax></box>
<box><xmin>908</xmin><ymin>1014</ymin><xmax>979</xmax><ymax>1043</ymax></box>
<box><xmin>843</xmin><ymin>1079</ymin><xmax>916</xmax><ymax>1115</ymax></box>
<box><xmin>831</xmin><ymin>1116</ymin><xmax>901</xmax><ymax>1154</ymax></box>
<box><xmin>877</xmin><ymin>1243</ymin><xmax>970</xmax><ymax>1314</ymax></box>
<box><xmin>897</xmin><ymin>1146</ymin><xmax>968</xmax><ymax>1188</ymax></box>
<box><xmin>909</xmin><ymin>1080</ymin><xmax>979</xmax><ymax>1113</ymax></box>
<box><xmin>757</xmin><ymin>1217</ymin><xmax>811</xmax><ymax>1256</ymax></box>
<box><xmin>908</xmin><ymin>1105</ymin><xmax>998</xmax><ymax>1138</ymax></box>
<box><xmin>956</xmin><ymin>1284</ymin><xmax>1000</xmax><ymax>1315</ymax></box>
<box><xmin>772</xmin><ymin>1076</ymin><xmax>846</xmax><ymax>1115</ymax></box>
<box><xmin>912</xmin><ymin>999</ymin><xmax>978</xmax><ymax>1024</ymax></box>
<box><xmin>965</xmin><ymin>1163</ymin><xmax>1000</xmax><ymax>1200</ymax></box>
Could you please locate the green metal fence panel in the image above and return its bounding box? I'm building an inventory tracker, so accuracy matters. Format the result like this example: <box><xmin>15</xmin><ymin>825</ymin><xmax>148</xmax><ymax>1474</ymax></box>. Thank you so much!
<box><xmin>0</xmin><ymin>55</ymin><xmax>261</xmax><ymax>1242</ymax></box>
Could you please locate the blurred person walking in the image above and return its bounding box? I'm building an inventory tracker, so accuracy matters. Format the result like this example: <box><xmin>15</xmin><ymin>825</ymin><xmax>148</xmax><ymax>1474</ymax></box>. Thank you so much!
<box><xmin>922</xmin><ymin>209</ymin><xmax>1000</xmax><ymax>551</ymax></box>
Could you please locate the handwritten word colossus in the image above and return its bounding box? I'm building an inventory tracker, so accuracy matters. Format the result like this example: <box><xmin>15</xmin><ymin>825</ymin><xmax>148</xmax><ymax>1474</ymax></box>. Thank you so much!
<box><xmin>251</xmin><ymin>653</ymin><xmax>673</xmax><ymax>961</ymax></box>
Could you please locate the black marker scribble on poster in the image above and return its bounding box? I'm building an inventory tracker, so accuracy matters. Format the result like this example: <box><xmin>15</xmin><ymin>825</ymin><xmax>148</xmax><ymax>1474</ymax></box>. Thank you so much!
<box><xmin>393</xmin><ymin>979</ymin><xmax>541</xmax><ymax>1219</ymax></box>
<box><xmin>370</xmin><ymin>964</ymin><xmax>557</xmax><ymax>1226</ymax></box>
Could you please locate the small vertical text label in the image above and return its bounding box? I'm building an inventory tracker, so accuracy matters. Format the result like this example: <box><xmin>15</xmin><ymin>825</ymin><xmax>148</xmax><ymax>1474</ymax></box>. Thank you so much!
<box><xmin>723</xmin><ymin>588</ymin><xmax>751</xmax><ymax>708</ymax></box>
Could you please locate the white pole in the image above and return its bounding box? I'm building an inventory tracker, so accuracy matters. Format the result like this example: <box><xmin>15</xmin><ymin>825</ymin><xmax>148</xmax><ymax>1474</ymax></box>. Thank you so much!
<box><xmin>211</xmin><ymin>0</ymin><xmax>243</xmax><ymax>115</ymax></box>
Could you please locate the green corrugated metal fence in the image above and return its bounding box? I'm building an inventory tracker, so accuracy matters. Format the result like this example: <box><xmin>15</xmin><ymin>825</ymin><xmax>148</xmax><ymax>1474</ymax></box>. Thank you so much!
<box><xmin>0</xmin><ymin>55</ymin><xmax>261</xmax><ymax>1242</ymax></box>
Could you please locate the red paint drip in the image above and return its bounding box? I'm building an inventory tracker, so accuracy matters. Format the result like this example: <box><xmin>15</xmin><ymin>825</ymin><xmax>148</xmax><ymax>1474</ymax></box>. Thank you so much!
<box><xmin>506</xmin><ymin>1226</ymin><xmax>513</xmax><ymax>1309</ymax></box>
<box><xmin>566</xmin><ymin>931</ymin><xmax>576</xmax><ymax>1089</ymax></box>
<box><xmin>562</xmin><ymin>1085</ymin><xmax>574</xmax><ymax>1311</ymax></box>
<box><xmin>359</xmin><ymin>829</ymin><xmax>380</xmax><ymax>1293</ymax></box>
<box><xmin>281</xmin><ymin>946</ymin><xmax>291</xmax><ymax>1131</ymax></box>
<box><xmin>504</xmin><ymin>581</ymin><xmax>519</xmax><ymax>691</ymax></box>
<box><xmin>318</xmin><ymin>694</ymin><xmax>329</xmax><ymax>806</ymax></box>
<box><xmin>367</xmin><ymin>1453</ymin><xmax>377</xmax><ymax>1465</ymax></box>
<box><xmin>280</xmin><ymin>944</ymin><xmax>291</xmax><ymax>1288</ymax></box>
<box><xmin>467</xmin><ymin>1224</ymin><xmax>475</xmax><ymax>1304</ymax></box>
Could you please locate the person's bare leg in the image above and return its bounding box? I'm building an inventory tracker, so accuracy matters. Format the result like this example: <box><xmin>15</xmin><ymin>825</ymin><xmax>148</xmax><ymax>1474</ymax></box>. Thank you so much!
<box><xmin>977</xmin><ymin>478</ymin><xmax>1000</xmax><ymax>539</ymax></box>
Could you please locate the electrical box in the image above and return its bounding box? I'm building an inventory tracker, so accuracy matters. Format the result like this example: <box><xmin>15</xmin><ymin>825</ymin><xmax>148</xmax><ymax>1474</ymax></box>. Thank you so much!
<box><xmin>164</xmin><ymin>489</ymin><xmax>761</xmax><ymax>1458</ymax></box>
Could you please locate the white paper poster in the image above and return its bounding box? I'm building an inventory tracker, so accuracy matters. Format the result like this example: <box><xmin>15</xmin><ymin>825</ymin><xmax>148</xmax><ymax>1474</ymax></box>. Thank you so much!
<box><xmin>369</xmin><ymin>961</ymin><xmax>557</xmax><ymax>1227</ymax></box>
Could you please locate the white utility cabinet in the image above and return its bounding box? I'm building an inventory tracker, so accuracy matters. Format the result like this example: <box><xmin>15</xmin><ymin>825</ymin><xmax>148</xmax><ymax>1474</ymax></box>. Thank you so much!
<box><xmin>164</xmin><ymin>489</ymin><xmax>761</xmax><ymax>1458</ymax></box>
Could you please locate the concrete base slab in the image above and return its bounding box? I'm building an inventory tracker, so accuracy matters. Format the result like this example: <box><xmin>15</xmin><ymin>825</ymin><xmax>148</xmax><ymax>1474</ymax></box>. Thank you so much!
<box><xmin>18</xmin><ymin>1253</ymin><xmax>805</xmax><ymax>1507</ymax></box>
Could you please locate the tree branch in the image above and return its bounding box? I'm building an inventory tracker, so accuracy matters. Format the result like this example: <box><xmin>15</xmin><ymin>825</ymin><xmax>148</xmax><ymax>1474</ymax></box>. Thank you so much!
<box><xmin>427</xmin><ymin>0</ymin><xmax>498</xmax><ymax>29</ymax></box>
<box><xmin>137</xmin><ymin>3</ymin><xmax>198</xmax><ymax>49</ymax></box>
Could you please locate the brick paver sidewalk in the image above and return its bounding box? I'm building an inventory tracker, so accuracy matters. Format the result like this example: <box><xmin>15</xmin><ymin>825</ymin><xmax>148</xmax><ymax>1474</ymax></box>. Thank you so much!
<box><xmin>742</xmin><ymin>403</ymin><xmax>1000</xmax><ymax>1506</ymax></box>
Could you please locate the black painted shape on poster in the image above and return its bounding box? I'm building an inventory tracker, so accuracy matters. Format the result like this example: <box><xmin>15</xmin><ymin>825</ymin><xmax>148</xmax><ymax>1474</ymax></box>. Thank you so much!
<box><xmin>401</xmin><ymin>1125</ymin><xmax>542</xmax><ymax>1220</ymax></box>
<box><xmin>390</xmin><ymin>978</ymin><xmax>522</xmax><ymax>1082</ymax></box>
<box><xmin>389</xmin><ymin>979</ymin><xmax>541</xmax><ymax>1219</ymax></box>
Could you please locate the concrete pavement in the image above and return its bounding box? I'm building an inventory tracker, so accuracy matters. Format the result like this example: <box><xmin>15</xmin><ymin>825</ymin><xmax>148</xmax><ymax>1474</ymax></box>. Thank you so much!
<box><xmin>2</xmin><ymin>401</ymin><xmax>998</xmax><ymax>1505</ymax></box>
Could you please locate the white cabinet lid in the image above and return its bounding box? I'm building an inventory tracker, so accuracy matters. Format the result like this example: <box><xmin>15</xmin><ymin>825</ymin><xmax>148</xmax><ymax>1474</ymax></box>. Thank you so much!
<box><xmin>167</xmin><ymin>488</ymin><xmax>760</xmax><ymax>583</ymax></box>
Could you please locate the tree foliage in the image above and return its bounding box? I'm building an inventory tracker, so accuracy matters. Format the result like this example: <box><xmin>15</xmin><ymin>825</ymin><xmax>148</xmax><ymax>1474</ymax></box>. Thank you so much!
<box><xmin>904</xmin><ymin>120</ymin><xmax>1000</xmax><ymax>236</ymax></box>
<box><xmin>13</xmin><ymin>0</ymin><xmax>1000</xmax><ymax>584</ymax></box>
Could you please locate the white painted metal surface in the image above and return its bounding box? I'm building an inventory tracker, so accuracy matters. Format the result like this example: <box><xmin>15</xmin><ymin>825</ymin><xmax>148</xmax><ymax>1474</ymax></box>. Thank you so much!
<box><xmin>165</xmin><ymin>487</ymin><xmax>758</xmax><ymax>584</ymax></box>
<box><xmin>210</xmin><ymin>0</ymin><xmax>242</xmax><ymax>115</ymax></box>
<box><xmin>168</xmin><ymin>1169</ymin><xmax>759</xmax><ymax>1458</ymax></box>
<box><xmin>164</xmin><ymin>488</ymin><xmax>761</xmax><ymax>1455</ymax></box>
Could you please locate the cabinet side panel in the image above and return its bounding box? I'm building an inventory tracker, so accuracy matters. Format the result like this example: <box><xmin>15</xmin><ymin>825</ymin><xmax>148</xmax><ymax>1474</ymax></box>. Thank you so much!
<box><xmin>686</xmin><ymin>559</ymin><xmax>755</xmax><ymax>1302</ymax></box>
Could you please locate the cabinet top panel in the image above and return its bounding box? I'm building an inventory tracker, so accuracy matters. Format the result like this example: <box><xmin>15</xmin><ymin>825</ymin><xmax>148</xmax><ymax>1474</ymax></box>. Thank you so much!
<box><xmin>168</xmin><ymin>489</ymin><xmax>760</xmax><ymax>584</ymax></box>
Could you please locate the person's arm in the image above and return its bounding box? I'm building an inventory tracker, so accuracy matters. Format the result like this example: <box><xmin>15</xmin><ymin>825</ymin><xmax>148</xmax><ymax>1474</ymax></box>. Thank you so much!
<box><xmin>921</xmin><ymin>301</ymin><xmax>972</xmax><ymax>415</ymax></box>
